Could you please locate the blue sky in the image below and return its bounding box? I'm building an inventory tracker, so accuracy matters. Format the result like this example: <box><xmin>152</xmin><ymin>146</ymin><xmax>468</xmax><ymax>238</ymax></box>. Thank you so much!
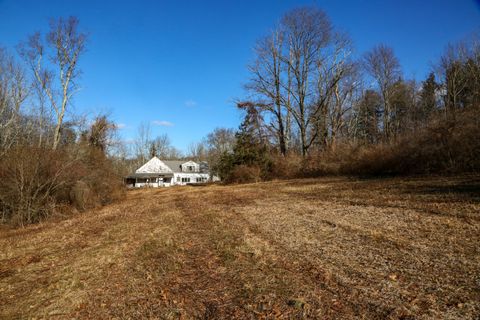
<box><xmin>0</xmin><ymin>0</ymin><xmax>479</xmax><ymax>152</ymax></box>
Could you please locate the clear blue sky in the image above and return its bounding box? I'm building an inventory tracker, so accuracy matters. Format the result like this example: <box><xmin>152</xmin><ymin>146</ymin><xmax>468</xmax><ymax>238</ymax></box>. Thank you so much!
<box><xmin>1</xmin><ymin>0</ymin><xmax>479</xmax><ymax>152</ymax></box>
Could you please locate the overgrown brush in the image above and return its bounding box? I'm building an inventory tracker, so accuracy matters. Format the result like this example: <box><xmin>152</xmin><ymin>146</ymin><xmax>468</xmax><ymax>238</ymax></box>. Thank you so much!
<box><xmin>0</xmin><ymin>145</ymin><xmax>125</xmax><ymax>226</ymax></box>
<box><xmin>302</xmin><ymin>108</ymin><xmax>480</xmax><ymax>177</ymax></box>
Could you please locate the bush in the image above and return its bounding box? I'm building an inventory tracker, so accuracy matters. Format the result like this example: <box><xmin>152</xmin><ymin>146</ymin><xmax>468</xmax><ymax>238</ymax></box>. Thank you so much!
<box><xmin>342</xmin><ymin>109</ymin><xmax>480</xmax><ymax>176</ymax></box>
<box><xmin>80</xmin><ymin>148</ymin><xmax>126</xmax><ymax>206</ymax></box>
<box><xmin>0</xmin><ymin>145</ymin><xmax>125</xmax><ymax>226</ymax></box>
<box><xmin>228</xmin><ymin>165</ymin><xmax>262</xmax><ymax>184</ymax></box>
<box><xmin>0</xmin><ymin>147</ymin><xmax>69</xmax><ymax>225</ymax></box>
<box><xmin>299</xmin><ymin>108</ymin><xmax>480</xmax><ymax>177</ymax></box>
<box><xmin>216</xmin><ymin>143</ymin><xmax>273</xmax><ymax>184</ymax></box>
<box><xmin>69</xmin><ymin>181</ymin><xmax>92</xmax><ymax>211</ymax></box>
<box><xmin>269</xmin><ymin>153</ymin><xmax>303</xmax><ymax>179</ymax></box>
<box><xmin>300</xmin><ymin>145</ymin><xmax>359</xmax><ymax>177</ymax></box>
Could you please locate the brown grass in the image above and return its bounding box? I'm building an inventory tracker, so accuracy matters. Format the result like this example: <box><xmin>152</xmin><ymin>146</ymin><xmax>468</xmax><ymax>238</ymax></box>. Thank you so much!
<box><xmin>1</xmin><ymin>176</ymin><xmax>479</xmax><ymax>319</ymax></box>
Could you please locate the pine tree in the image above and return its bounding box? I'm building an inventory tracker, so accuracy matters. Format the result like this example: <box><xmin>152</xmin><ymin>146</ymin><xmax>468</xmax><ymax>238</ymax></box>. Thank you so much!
<box><xmin>390</xmin><ymin>79</ymin><xmax>415</xmax><ymax>137</ymax></box>
<box><xmin>216</xmin><ymin>103</ymin><xmax>272</xmax><ymax>181</ymax></box>
<box><xmin>419</xmin><ymin>73</ymin><xmax>438</xmax><ymax>122</ymax></box>
<box><xmin>355</xmin><ymin>90</ymin><xmax>381</xmax><ymax>144</ymax></box>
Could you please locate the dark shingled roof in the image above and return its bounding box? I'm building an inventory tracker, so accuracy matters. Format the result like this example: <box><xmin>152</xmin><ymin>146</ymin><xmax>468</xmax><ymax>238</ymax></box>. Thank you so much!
<box><xmin>125</xmin><ymin>172</ymin><xmax>173</xmax><ymax>179</ymax></box>
<box><xmin>162</xmin><ymin>160</ymin><xmax>185</xmax><ymax>173</ymax></box>
<box><xmin>162</xmin><ymin>160</ymin><xmax>210</xmax><ymax>173</ymax></box>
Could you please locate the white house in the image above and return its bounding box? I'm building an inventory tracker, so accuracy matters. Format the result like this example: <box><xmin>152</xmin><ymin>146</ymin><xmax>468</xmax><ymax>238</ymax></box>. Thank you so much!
<box><xmin>125</xmin><ymin>157</ymin><xmax>219</xmax><ymax>188</ymax></box>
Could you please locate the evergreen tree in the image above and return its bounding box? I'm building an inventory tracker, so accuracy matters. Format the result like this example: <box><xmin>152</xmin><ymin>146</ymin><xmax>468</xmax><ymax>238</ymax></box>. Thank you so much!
<box><xmin>419</xmin><ymin>73</ymin><xmax>438</xmax><ymax>122</ymax></box>
<box><xmin>461</xmin><ymin>57</ymin><xmax>480</xmax><ymax>109</ymax></box>
<box><xmin>355</xmin><ymin>90</ymin><xmax>381</xmax><ymax>144</ymax></box>
<box><xmin>390</xmin><ymin>79</ymin><xmax>415</xmax><ymax>137</ymax></box>
<box><xmin>216</xmin><ymin>103</ymin><xmax>272</xmax><ymax>181</ymax></box>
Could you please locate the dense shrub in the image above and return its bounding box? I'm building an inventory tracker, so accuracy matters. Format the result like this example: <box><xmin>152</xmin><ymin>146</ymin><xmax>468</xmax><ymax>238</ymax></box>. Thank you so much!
<box><xmin>269</xmin><ymin>153</ymin><xmax>303</xmax><ymax>179</ymax></box>
<box><xmin>79</xmin><ymin>148</ymin><xmax>126</xmax><ymax>206</ymax></box>
<box><xmin>228</xmin><ymin>165</ymin><xmax>262</xmax><ymax>184</ymax></box>
<box><xmin>0</xmin><ymin>145</ymin><xmax>125</xmax><ymax>226</ymax></box>
<box><xmin>217</xmin><ymin>150</ymin><xmax>272</xmax><ymax>184</ymax></box>
<box><xmin>0</xmin><ymin>148</ymin><xmax>68</xmax><ymax>225</ymax></box>
<box><xmin>299</xmin><ymin>108</ymin><xmax>480</xmax><ymax>177</ymax></box>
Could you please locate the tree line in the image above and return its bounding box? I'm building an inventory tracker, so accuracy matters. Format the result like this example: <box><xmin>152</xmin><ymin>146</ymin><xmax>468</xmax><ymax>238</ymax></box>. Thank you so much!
<box><xmin>244</xmin><ymin>7</ymin><xmax>479</xmax><ymax>154</ymax></box>
<box><xmin>214</xmin><ymin>7</ymin><xmax>480</xmax><ymax>181</ymax></box>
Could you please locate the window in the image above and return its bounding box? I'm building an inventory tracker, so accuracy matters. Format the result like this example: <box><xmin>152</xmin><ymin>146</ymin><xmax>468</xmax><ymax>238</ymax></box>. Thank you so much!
<box><xmin>196</xmin><ymin>177</ymin><xmax>206</xmax><ymax>183</ymax></box>
<box><xmin>176</xmin><ymin>176</ymin><xmax>180</xmax><ymax>182</ymax></box>
<box><xmin>181</xmin><ymin>177</ymin><xmax>190</xmax><ymax>183</ymax></box>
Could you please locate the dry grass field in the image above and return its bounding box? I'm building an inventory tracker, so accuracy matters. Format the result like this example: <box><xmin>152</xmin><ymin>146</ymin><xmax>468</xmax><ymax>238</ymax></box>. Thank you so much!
<box><xmin>1</xmin><ymin>176</ymin><xmax>479</xmax><ymax>319</ymax></box>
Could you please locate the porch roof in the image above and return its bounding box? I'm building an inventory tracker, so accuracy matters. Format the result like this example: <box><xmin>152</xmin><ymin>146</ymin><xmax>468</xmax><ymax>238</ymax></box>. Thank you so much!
<box><xmin>125</xmin><ymin>172</ymin><xmax>174</xmax><ymax>179</ymax></box>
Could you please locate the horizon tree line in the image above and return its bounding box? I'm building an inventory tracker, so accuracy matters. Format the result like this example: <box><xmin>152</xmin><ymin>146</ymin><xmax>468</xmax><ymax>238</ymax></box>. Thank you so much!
<box><xmin>241</xmin><ymin>6</ymin><xmax>480</xmax><ymax>158</ymax></box>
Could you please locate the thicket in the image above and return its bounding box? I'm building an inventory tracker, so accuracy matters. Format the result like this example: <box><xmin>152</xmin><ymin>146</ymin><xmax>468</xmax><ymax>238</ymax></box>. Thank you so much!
<box><xmin>303</xmin><ymin>108</ymin><xmax>480</xmax><ymax>177</ymax></box>
<box><xmin>0</xmin><ymin>117</ymin><xmax>125</xmax><ymax>226</ymax></box>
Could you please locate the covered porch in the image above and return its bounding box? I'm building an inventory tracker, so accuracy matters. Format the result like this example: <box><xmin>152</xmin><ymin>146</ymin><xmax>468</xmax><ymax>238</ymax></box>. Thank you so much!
<box><xmin>124</xmin><ymin>172</ymin><xmax>174</xmax><ymax>188</ymax></box>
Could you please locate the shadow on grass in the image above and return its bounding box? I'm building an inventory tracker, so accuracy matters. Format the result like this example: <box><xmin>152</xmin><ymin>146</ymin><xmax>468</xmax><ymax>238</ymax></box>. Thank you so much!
<box><xmin>400</xmin><ymin>178</ymin><xmax>480</xmax><ymax>202</ymax></box>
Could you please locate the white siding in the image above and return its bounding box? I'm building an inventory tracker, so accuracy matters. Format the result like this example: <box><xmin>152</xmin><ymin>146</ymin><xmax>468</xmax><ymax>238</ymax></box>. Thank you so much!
<box><xmin>128</xmin><ymin>157</ymin><xmax>219</xmax><ymax>188</ymax></box>
<box><xmin>180</xmin><ymin>161</ymin><xmax>200</xmax><ymax>173</ymax></box>
<box><xmin>173</xmin><ymin>173</ymin><xmax>210</xmax><ymax>186</ymax></box>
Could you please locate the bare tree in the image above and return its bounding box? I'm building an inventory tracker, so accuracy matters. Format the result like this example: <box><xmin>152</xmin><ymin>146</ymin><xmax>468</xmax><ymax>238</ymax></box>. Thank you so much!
<box><xmin>280</xmin><ymin>7</ymin><xmax>332</xmax><ymax>156</ymax></box>
<box><xmin>206</xmin><ymin>127</ymin><xmax>236</xmax><ymax>154</ymax></box>
<box><xmin>440</xmin><ymin>43</ymin><xmax>468</xmax><ymax>115</ymax></box>
<box><xmin>326</xmin><ymin>64</ymin><xmax>359</xmax><ymax>150</ymax></box>
<box><xmin>363</xmin><ymin>44</ymin><xmax>401</xmax><ymax>141</ymax></box>
<box><xmin>48</xmin><ymin>17</ymin><xmax>86</xmax><ymax>150</ymax></box>
<box><xmin>164</xmin><ymin>146</ymin><xmax>183</xmax><ymax>160</ymax></box>
<box><xmin>352</xmin><ymin>89</ymin><xmax>381</xmax><ymax>144</ymax></box>
<box><xmin>187</xmin><ymin>140</ymin><xmax>208</xmax><ymax>161</ymax></box>
<box><xmin>0</xmin><ymin>48</ymin><xmax>28</xmax><ymax>155</ymax></box>
<box><xmin>149</xmin><ymin>133</ymin><xmax>173</xmax><ymax>158</ymax></box>
<box><xmin>204</xmin><ymin>127</ymin><xmax>236</xmax><ymax>176</ymax></box>
<box><xmin>246</xmin><ymin>8</ymin><xmax>359</xmax><ymax>156</ymax></box>
<box><xmin>134</xmin><ymin>122</ymin><xmax>151</xmax><ymax>164</ymax></box>
<box><xmin>311</xmin><ymin>32</ymin><xmax>357</xmax><ymax>150</ymax></box>
<box><xmin>85</xmin><ymin>115</ymin><xmax>115</xmax><ymax>153</ymax></box>
<box><xmin>438</xmin><ymin>36</ymin><xmax>480</xmax><ymax>115</ymax></box>
<box><xmin>247</xmin><ymin>29</ymin><xmax>288</xmax><ymax>155</ymax></box>
<box><xmin>19</xmin><ymin>17</ymin><xmax>87</xmax><ymax>150</ymax></box>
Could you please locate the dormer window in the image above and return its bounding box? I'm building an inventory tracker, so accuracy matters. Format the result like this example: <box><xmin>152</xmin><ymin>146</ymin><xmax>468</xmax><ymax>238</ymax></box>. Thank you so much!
<box><xmin>187</xmin><ymin>166</ymin><xmax>194</xmax><ymax>172</ymax></box>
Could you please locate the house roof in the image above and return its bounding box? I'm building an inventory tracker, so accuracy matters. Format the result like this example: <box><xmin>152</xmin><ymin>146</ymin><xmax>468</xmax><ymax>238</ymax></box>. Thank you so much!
<box><xmin>162</xmin><ymin>160</ymin><xmax>186</xmax><ymax>173</ymax></box>
<box><xmin>135</xmin><ymin>157</ymin><xmax>173</xmax><ymax>174</ymax></box>
<box><xmin>128</xmin><ymin>157</ymin><xmax>210</xmax><ymax>177</ymax></box>
<box><xmin>163</xmin><ymin>160</ymin><xmax>210</xmax><ymax>173</ymax></box>
<box><xmin>125</xmin><ymin>172</ymin><xmax>174</xmax><ymax>179</ymax></box>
